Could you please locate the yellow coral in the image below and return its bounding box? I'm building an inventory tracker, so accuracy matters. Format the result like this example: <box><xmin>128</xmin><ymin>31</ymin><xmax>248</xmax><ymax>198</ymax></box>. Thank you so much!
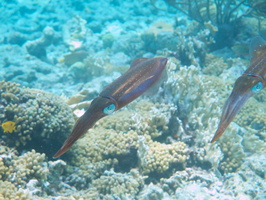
<box><xmin>1</xmin><ymin>121</ymin><xmax>16</xmax><ymax>133</ymax></box>
<box><xmin>138</xmin><ymin>136</ymin><xmax>188</xmax><ymax>174</ymax></box>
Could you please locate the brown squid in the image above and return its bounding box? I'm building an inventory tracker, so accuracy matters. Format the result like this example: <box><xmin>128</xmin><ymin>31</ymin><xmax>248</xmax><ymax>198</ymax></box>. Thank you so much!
<box><xmin>54</xmin><ymin>57</ymin><xmax>168</xmax><ymax>158</ymax></box>
<box><xmin>211</xmin><ymin>36</ymin><xmax>266</xmax><ymax>142</ymax></box>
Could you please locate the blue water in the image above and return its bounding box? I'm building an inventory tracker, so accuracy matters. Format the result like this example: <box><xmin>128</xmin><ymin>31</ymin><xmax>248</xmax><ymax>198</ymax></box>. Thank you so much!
<box><xmin>0</xmin><ymin>0</ymin><xmax>265</xmax><ymax>199</ymax></box>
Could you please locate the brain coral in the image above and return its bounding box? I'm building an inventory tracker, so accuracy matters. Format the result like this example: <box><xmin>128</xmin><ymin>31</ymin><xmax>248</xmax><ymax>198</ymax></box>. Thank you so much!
<box><xmin>0</xmin><ymin>81</ymin><xmax>75</xmax><ymax>155</ymax></box>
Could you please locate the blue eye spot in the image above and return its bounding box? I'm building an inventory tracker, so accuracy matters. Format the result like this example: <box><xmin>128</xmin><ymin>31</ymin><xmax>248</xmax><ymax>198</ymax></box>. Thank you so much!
<box><xmin>103</xmin><ymin>104</ymin><xmax>116</xmax><ymax>115</ymax></box>
<box><xmin>251</xmin><ymin>81</ymin><xmax>263</xmax><ymax>93</ymax></box>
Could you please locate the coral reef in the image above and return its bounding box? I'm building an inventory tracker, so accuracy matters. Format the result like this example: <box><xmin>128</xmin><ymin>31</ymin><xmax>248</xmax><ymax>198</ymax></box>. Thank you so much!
<box><xmin>216</xmin><ymin>127</ymin><xmax>246</xmax><ymax>174</ymax></box>
<box><xmin>221</xmin><ymin>152</ymin><xmax>266</xmax><ymax>199</ymax></box>
<box><xmin>1</xmin><ymin>48</ymin><xmax>264</xmax><ymax>200</ymax></box>
<box><xmin>65</xmin><ymin>127</ymin><xmax>139</xmax><ymax>188</ymax></box>
<box><xmin>0</xmin><ymin>180</ymin><xmax>32</xmax><ymax>200</ymax></box>
<box><xmin>92</xmin><ymin>169</ymin><xmax>144</xmax><ymax>198</ymax></box>
<box><xmin>0</xmin><ymin>81</ymin><xmax>75</xmax><ymax>154</ymax></box>
<box><xmin>203</xmin><ymin>53</ymin><xmax>229</xmax><ymax>76</ymax></box>
<box><xmin>0</xmin><ymin>157</ymin><xmax>10</xmax><ymax>180</ymax></box>
<box><xmin>164</xmin><ymin>61</ymin><xmax>251</xmax><ymax>175</ymax></box>
<box><xmin>138</xmin><ymin>183</ymin><xmax>166</xmax><ymax>200</ymax></box>
<box><xmin>0</xmin><ymin>145</ymin><xmax>68</xmax><ymax>199</ymax></box>
<box><xmin>0</xmin><ymin>0</ymin><xmax>265</xmax><ymax>199</ymax></box>
<box><xmin>97</xmin><ymin>101</ymin><xmax>171</xmax><ymax>138</ymax></box>
<box><xmin>235</xmin><ymin>96</ymin><xmax>266</xmax><ymax>132</ymax></box>
<box><xmin>138</xmin><ymin>136</ymin><xmax>188</xmax><ymax>174</ymax></box>
<box><xmin>61</xmin><ymin>99</ymin><xmax>186</xmax><ymax>187</ymax></box>
<box><xmin>159</xmin><ymin>22</ymin><xmax>212</xmax><ymax>67</ymax></box>
<box><xmin>12</xmin><ymin>150</ymin><xmax>49</xmax><ymax>185</ymax></box>
<box><xmin>0</xmin><ymin>148</ymin><xmax>47</xmax><ymax>185</ymax></box>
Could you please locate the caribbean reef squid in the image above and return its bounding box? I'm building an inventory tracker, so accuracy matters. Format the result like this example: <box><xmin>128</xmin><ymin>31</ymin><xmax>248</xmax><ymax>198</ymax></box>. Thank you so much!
<box><xmin>54</xmin><ymin>57</ymin><xmax>168</xmax><ymax>158</ymax></box>
<box><xmin>211</xmin><ymin>36</ymin><xmax>266</xmax><ymax>142</ymax></box>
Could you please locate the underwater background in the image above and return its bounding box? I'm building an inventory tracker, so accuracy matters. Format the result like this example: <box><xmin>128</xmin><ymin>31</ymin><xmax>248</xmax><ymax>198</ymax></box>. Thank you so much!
<box><xmin>0</xmin><ymin>0</ymin><xmax>265</xmax><ymax>199</ymax></box>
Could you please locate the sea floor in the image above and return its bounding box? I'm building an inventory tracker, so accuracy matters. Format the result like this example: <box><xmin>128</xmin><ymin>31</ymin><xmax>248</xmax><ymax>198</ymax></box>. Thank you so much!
<box><xmin>0</xmin><ymin>0</ymin><xmax>265</xmax><ymax>199</ymax></box>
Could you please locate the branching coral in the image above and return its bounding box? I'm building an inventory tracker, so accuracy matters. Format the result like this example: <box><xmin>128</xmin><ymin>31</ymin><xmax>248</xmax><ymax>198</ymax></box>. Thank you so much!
<box><xmin>162</xmin><ymin>27</ymin><xmax>211</xmax><ymax>67</ymax></box>
<box><xmin>160</xmin><ymin>168</ymin><xmax>220</xmax><ymax>196</ymax></box>
<box><xmin>185</xmin><ymin>31</ymin><xmax>209</xmax><ymax>66</ymax></box>
<box><xmin>65</xmin><ymin>99</ymin><xmax>184</xmax><ymax>182</ymax></box>
<box><xmin>216</xmin><ymin>128</ymin><xmax>246</xmax><ymax>174</ymax></box>
<box><xmin>0</xmin><ymin>180</ymin><xmax>32</xmax><ymax>200</ymax></box>
<box><xmin>235</xmin><ymin>97</ymin><xmax>266</xmax><ymax>133</ymax></box>
<box><xmin>0</xmin><ymin>145</ymin><xmax>69</xmax><ymax>199</ymax></box>
<box><xmin>0</xmin><ymin>157</ymin><xmax>10</xmax><ymax>180</ymax></box>
<box><xmin>221</xmin><ymin>152</ymin><xmax>266</xmax><ymax>199</ymax></box>
<box><xmin>92</xmin><ymin>169</ymin><xmax>145</xmax><ymax>198</ymax></box>
<box><xmin>98</xmin><ymin>100</ymin><xmax>171</xmax><ymax>139</ymax></box>
<box><xmin>12</xmin><ymin>150</ymin><xmax>49</xmax><ymax>184</ymax></box>
<box><xmin>159</xmin><ymin>154</ymin><xmax>265</xmax><ymax>199</ymax></box>
<box><xmin>67</xmin><ymin>127</ymin><xmax>139</xmax><ymax>183</ymax></box>
<box><xmin>138</xmin><ymin>136</ymin><xmax>188</xmax><ymax>174</ymax></box>
<box><xmin>203</xmin><ymin>53</ymin><xmax>229</xmax><ymax>76</ymax></box>
<box><xmin>166</xmin><ymin>65</ymin><xmax>211</xmax><ymax>115</ymax></box>
<box><xmin>1</xmin><ymin>149</ymin><xmax>49</xmax><ymax>186</ymax></box>
<box><xmin>165</xmin><ymin>62</ymin><xmax>231</xmax><ymax>170</ymax></box>
<box><xmin>164</xmin><ymin>61</ymin><xmax>264</xmax><ymax>174</ymax></box>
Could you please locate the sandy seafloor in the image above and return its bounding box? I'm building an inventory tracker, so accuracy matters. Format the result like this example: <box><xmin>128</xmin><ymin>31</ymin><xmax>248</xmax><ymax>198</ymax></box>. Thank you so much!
<box><xmin>0</xmin><ymin>0</ymin><xmax>265</xmax><ymax>199</ymax></box>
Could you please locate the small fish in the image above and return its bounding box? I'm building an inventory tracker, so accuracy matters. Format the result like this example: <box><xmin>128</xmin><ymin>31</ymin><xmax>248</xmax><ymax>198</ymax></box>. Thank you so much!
<box><xmin>211</xmin><ymin>36</ymin><xmax>266</xmax><ymax>142</ymax></box>
<box><xmin>54</xmin><ymin>57</ymin><xmax>168</xmax><ymax>158</ymax></box>
<box><xmin>63</xmin><ymin>50</ymin><xmax>88</xmax><ymax>66</ymax></box>
<box><xmin>1</xmin><ymin>121</ymin><xmax>16</xmax><ymax>133</ymax></box>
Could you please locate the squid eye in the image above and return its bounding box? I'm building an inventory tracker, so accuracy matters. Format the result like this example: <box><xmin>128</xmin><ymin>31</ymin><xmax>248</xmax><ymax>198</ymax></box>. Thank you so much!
<box><xmin>103</xmin><ymin>104</ymin><xmax>116</xmax><ymax>115</ymax></box>
<box><xmin>251</xmin><ymin>81</ymin><xmax>263</xmax><ymax>93</ymax></box>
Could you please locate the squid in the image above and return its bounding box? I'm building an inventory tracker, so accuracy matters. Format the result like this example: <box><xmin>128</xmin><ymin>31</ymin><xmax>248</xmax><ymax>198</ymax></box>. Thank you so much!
<box><xmin>211</xmin><ymin>36</ymin><xmax>266</xmax><ymax>142</ymax></box>
<box><xmin>54</xmin><ymin>57</ymin><xmax>168</xmax><ymax>158</ymax></box>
